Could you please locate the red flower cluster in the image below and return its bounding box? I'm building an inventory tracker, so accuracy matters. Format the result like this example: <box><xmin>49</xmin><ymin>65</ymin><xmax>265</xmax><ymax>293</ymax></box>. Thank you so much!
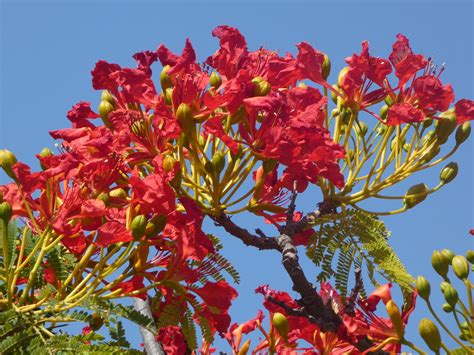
<box><xmin>340</xmin><ymin>34</ymin><xmax>474</xmax><ymax>125</ymax></box>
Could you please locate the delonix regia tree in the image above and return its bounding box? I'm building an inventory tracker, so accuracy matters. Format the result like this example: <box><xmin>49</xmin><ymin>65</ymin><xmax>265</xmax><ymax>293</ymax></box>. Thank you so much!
<box><xmin>0</xmin><ymin>26</ymin><xmax>473</xmax><ymax>353</ymax></box>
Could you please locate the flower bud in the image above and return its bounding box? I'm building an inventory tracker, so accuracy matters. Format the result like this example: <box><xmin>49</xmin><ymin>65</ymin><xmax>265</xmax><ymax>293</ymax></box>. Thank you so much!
<box><xmin>440</xmin><ymin>281</ymin><xmax>458</xmax><ymax>307</ymax></box>
<box><xmin>238</xmin><ymin>339</ymin><xmax>251</xmax><ymax>355</ymax></box>
<box><xmin>451</xmin><ymin>255</ymin><xmax>469</xmax><ymax>280</ymax></box>
<box><xmin>441</xmin><ymin>249</ymin><xmax>455</xmax><ymax>263</ymax></box>
<box><xmin>422</xmin><ymin>118</ymin><xmax>433</xmax><ymax>129</ymax></box>
<box><xmin>355</xmin><ymin>121</ymin><xmax>368</xmax><ymax>137</ymax></box>
<box><xmin>204</xmin><ymin>161</ymin><xmax>214</xmax><ymax>174</ymax></box>
<box><xmin>385</xmin><ymin>300</ymin><xmax>404</xmax><ymax>339</ymax></box>
<box><xmin>422</xmin><ymin>130</ymin><xmax>436</xmax><ymax>146</ymax></box>
<box><xmin>160</xmin><ymin>65</ymin><xmax>173</xmax><ymax>90</ymax></box>
<box><xmin>98</xmin><ymin>100</ymin><xmax>114</xmax><ymax>127</ymax></box>
<box><xmin>379</xmin><ymin>105</ymin><xmax>389</xmax><ymax>121</ymax></box>
<box><xmin>435</xmin><ymin>111</ymin><xmax>457</xmax><ymax>144</ymax></box>
<box><xmin>251</xmin><ymin>77</ymin><xmax>271</xmax><ymax>96</ymax></box>
<box><xmin>415</xmin><ymin>276</ymin><xmax>431</xmax><ymax>301</ymax></box>
<box><xmin>164</xmin><ymin>88</ymin><xmax>173</xmax><ymax>105</ymax></box>
<box><xmin>0</xmin><ymin>149</ymin><xmax>17</xmax><ymax>179</ymax></box>
<box><xmin>109</xmin><ymin>188</ymin><xmax>127</xmax><ymax>200</ymax></box>
<box><xmin>38</xmin><ymin>147</ymin><xmax>53</xmax><ymax>170</ymax></box>
<box><xmin>145</xmin><ymin>215</ymin><xmax>167</xmax><ymax>236</ymax></box>
<box><xmin>337</xmin><ymin>67</ymin><xmax>349</xmax><ymax>86</ymax></box>
<box><xmin>455</xmin><ymin>122</ymin><xmax>471</xmax><ymax>145</ymax></box>
<box><xmin>322</xmin><ymin>55</ymin><xmax>331</xmax><ymax>81</ymax></box>
<box><xmin>176</xmin><ymin>103</ymin><xmax>194</xmax><ymax>134</ymax></box>
<box><xmin>377</xmin><ymin>123</ymin><xmax>387</xmax><ymax>136</ymax></box>
<box><xmin>442</xmin><ymin>303</ymin><xmax>453</xmax><ymax>312</ymax></box>
<box><xmin>431</xmin><ymin>250</ymin><xmax>449</xmax><ymax>278</ymax></box>
<box><xmin>131</xmin><ymin>215</ymin><xmax>147</xmax><ymax>239</ymax></box>
<box><xmin>212</xmin><ymin>152</ymin><xmax>225</xmax><ymax>175</ymax></box>
<box><xmin>404</xmin><ymin>183</ymin><xmax>428</xmax><ymax>209</ymax></box>
<box><xmin>466</xmin><ymin>250</ymin><xmax>474</xmax><ymax>264</ymax></box>
<box><xmin>0</xmin><ymin>202</ymin><xmax>13</xmax><ymax>223</ymax></box>
<box><xmin>439</xmin><ymin>162</ymin><xmax>458</xmax><ymax>185</ymax></box>
<box><xmin>101</xmin><ymin>90</ymin><xmax>115</xmax><ymax>105</ymax></box>
<box><xmin>421</xmin><ymin>144</ymin><xmax>440</xmax><ymax>164</ymax></box>
<box><xmin>97</xmin><ymin>192</ymin><xmax>110</xmax><ymax>207</ymax></box>
<box><xmin>331</xmin><ymin>85</ymin><xmax>340</xmax><ymax>104</ymax></box>
<box><xmin>384</xmin><ymin>95</ymin><xmax>394</xmax><ymax>106</ymax></box>
<box><xmin>209</xmin><ymin>71</ymin><xmax>222</xmax><ymax>88</ymax></box>
<box><xmin>272</xmin><ymin>312</ymin><xmax>289</xmax><ymax>340</ymax></box>
<box><xmin>419</xmin><ymin>318</ymin><xmax>441</xmax><ymax>352</ymax></box>
<box><xmin>163</xmin><ymin>155</ymin><xmax>178</xmax><ymax>172</ymax></box>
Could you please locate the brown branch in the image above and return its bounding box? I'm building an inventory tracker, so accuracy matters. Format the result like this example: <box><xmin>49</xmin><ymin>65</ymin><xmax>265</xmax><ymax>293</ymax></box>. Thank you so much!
<box><xmin>211</xmin><ymin>213</ymin><xmax>280</xmax><ymax>251</ymax></box>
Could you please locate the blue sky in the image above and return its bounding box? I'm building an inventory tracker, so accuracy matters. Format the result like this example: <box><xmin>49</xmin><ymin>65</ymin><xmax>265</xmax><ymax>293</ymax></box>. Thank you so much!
<box><xmin>1</xmin><ymin>0</ymin><xmax>473</xmax><ymax>351</ymax></box>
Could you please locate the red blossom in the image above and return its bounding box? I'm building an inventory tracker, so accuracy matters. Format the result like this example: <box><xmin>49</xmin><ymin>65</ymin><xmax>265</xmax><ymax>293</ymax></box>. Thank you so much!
<box><xmin>156</xmin><ymin>326</ymin><xmax>187</xmax><ymax>354</ymax></box>
<box><xmin>455</xmin><ymin>99</ymin><xmax>474</xmax><ymax>124</ymax></box>
<box><xmin>389</xmin><ymin>34</ymin><xmax>428</xmax><ymax>87</ymax></box>
<box><xmin>386</xmin><ymin>102</ymin><xmax>425</xmax><ymax>125</ymax></box>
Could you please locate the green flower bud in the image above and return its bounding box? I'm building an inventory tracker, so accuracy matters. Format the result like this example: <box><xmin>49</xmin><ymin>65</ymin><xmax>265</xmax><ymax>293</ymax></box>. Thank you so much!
<box><xmin>415</xmin><ymin>276</ymin><xmax>431</xmax><ymax>301</ymax></box>
<box><xmin>0</xmin><ymin>150</ymin><xmax>17</xmax><ymax>179</ymax></box>
<box><xmin>451</xmin><ymin>255</ymin><xmax>469</xmax><ymax>280</ymax></box>
<box><xmin>251</xmin><ymin>77</ymin><xmax>271</xmax><ymax>96</ymax></box>
<box><xmin>38</xmin><ymin>147</ymin><xmax>53</xmax><ymax>170</ymax></box>
<box><xmin>440</xmin><ymin>281</ymin><xmax>458</xmax><ymax>307</ymax></box>
<box><xmin>386</xmin><ymin>300</ymin><xmax>404</xmax><ymax>338</ymax></box>
<box><xmin>455</xmin><ymin>121</ymin><xmax>471</xmax><ymax>145</ymax></box>
<box><xmin>421</xmin><ymin>144</ymin><xmax>440</xmax><ymax>164</ymax></box>
<box><xmin>439</xmin><ymin>162</ymin><xmax>458</xmax><ymax>185</ymax></box>
<box><xmin>466</xmin><ymin>250</ymin><xmax>474</xmax><ymax>264</ymax></box>
<box><xmin>176</xmin><ymin>103</ymin><xmax>194</xmax><ymax>134</ymax></box>
<box><xmin>441</xmin><ymin>249</ymin><xmax>455</xmax><ymax>263</ymax></box>
<box><xmin>98</xmin><ymin>100</ymin><xmax>114</xmax><ymax>127</ymax></box>
<box><xmin>97</xmin><ymin>193</ymin><xmax>110</xmax><ymax>207</ymax></box>
<box><xmin>160</xmin><ymin>65</ymin><xmax>173</xmax><ymax>90</ymax></box>
<box><xmin>384</xmin><ymin>95</ymin><xmax>394</xmax><ymax>106</ymax></box>
<box><xmin>442</xmin><ymin>303</ymin><xmax>453</xmax><ymax>313</ymax></box>
<box><xmin>209</xmin><ymin>71</ymin><xmax>222</xmax><ymax>88</ymax></box>
<box><xmin>419</xmin><ymin>318</ymin><xmax>441</xmax><ymax>352</ymax></box>
<box><xmin>109</xmin><ymin>188</ymin><xmax>127</xmax><ymax>200</ymax></box>
<box><xmin>337</xmin><ymin>67</ymin><xmax>349</xmax><ymax>86</ymax></box>
<box><xmin>145</xmin><ymin>215</ymin><xmax>167</xmax><ymax>236</ymax></box>
<box><xmin>422</xmin><ymin>130</ymin><xmax>436</xmax><ymax>146</ymax></box>
<box><xmin>435</xmin><ymin>111</ymin><xmax>457</xmax><ymax>144</ymax></box>
<box><xmin>377</xmin><ymin>123</ymin><xmax>387</xmax><ymax>136</ymax></box>
<box><xmin>272</xmin><ymin>312</ymin><xmax>289</xmax><ymax>340</ymax></box>
<box><xmin>204</xmin><ymin>161</ymin><xmax>214</xmax><ymax>174</ymax></box>
<box><xmin>163</xmin><ymin>155</ymin><xmax>178</xmax><ymax>172</ymax></box>
<box><xmin>432</xmin><ymin>250</ymin><xmax>450</xmax><ymax>278</ymax></box>
<box><xmin>322</xmin><ymin>55</ymin><xmax>331</xmax><ymax>81</ymax></box>
<box><xmin>404</xmin><ymin>183</ymin><xmax>428</xmax><ymax>209</ymax></box>
<box><xmin>0</xmin><ymin>202</ymin><xmax>13</xmax><ymax>223</ymax></box>
<box><xmin>101</xmin><ymin>90</ymin><xmax>115</xmax><ymax>105</ymax></box>
<box><xmin>211</xmin><ymin>151</ymin><xmax>225</xmax><ymax>175</ymax></box>
<box><xmin>164</xmin><ymin>88</ymin><xmax>173</xmax><ymax>105</ymax></box>
<box><xmin>422</xmin><ymin>118</ymin><xmax>433</xmax><ymax>129</ymax></box>
<box><xmin>131</xmin><ymin>215</ymin><xmax>147</xmax><ymax>239</ymax></box>
<box><xmin>379</xmin><ymin>105</ymin><xmax>389</xmax><ymax>121</ymax></box>
<box><xmin>355</xmin><ymin>121</ymin><xmax>368</xmax><ymax>137</ymax></box>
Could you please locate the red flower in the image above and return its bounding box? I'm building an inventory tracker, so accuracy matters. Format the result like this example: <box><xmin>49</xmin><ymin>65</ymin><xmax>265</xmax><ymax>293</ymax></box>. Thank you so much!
<box><xmin>66</xmin><ymin>101</ymin><xmax>100</xmax><ymax>128</ymax></box>
<box><xmin>389</xmin><ymin>34</ymin><xmax>428</xmax><ymax>87</ymax></box>
<box><xmin>386</xmin><ymin>103</ymin><xmax>425</xmax><ymax>125</ymax></box>
<box><xmin>455</xmin><ymin>99</ymin><xmax>474</xmax><ymax>124</ymax></box>
<box><xmin>112</xmin><ymin>275</ymin><xmax>146</xmax><ymax>299</ymax></box>
<box><xmin>156</xmin><ymin>326</ymin><xmax>187</xmax><ymax>354</ymax></box>
<box><xmin>413</xmin><ymin>75</ymin><xmax>454</xmax><ymax>112</ymax></box>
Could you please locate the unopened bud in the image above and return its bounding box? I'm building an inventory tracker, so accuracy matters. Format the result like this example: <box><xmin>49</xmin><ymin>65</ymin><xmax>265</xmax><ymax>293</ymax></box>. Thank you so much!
<box><xmin>238</xmin><ymin>339</ymin><xmax>251</xmax><ymax>355</ymax></box>
<box><xmin>337</xmin><ymin>67</ymin><xmax>349</xmax><ymax>86</ymax></box>
<box><xmin>101</xmin><ymin>90</ymin><xmax>115</xmax><ymax>105</ymax></box>
<box><xmin>419</xmin><ymin>318</ymin><xmax>441</xmax><ymax>352</ymax></box>
<box><xmin>355</xmin><ymin>121</ymin><xmax>368</xmax><ymax>137</ymax></box>
<box><xmin>432</xmin><ymin>250</ymin><xmax>450</xmax><ymax>278</ymax></box>
<box><xmin>211</xmin><ymin>151</ymin><xmax>225</xmax><ymax>175</ymax></box>
<box><xmin>455</xmin><ymin>122</ymin><xmax>471</xmax><ymax>145</ymax></box>
<box><xmin>160</xmin><ymin>65</ymin><xmax>173</xmax><ymax>90</ymax></box>
<box><xmin>451</xmin><ymin>255</ymin><xmax>469</xmax><ymax>280</ymax></box>
<box><xmin>331</xmin><ymin>85</ymin><xmax>340</xmax><ymax>104</ymax></box>
<box><xmin>442</xmin><ymin>303</ymin><xmax>453</xmax><ymax>312</ymax></box>
<box><xmin>109</xmin><ymin>188</ymin><xmax>127</xmax><ymax>200</ymax></box>
<box><xmin>272</xmin><ymin>312</ymin><xmax>289</xmax><ymax>340</ymax></box>
<box><xmin>385</xmin><ymin>300</ymin><xmax>404</xmax><ymax>339</ymax></box>
<box><xmin>0</xmin><ymin>150</ymin><xmax>17</xmax><ymax>179</ymax></box>
<box><xmin>164</xmin><ymin>88</ymin><xmax>173</xmax><ymax>105</ymax></box>
<box><xmin>435</xmin><ymin>111</ymin><xmax>457</xmax><ymax>144</ymax></box>
<box><xmin>145</xmin><ymin>215</ymin><xmax>167</xmax><ymax>236</ymax></box>
<box><xmin>176</xmin><ymin>103</ymin><xmax>194</xmax><ymax>134</ymax></box>
<box><xmin>440</xmin><ymin>281</ymin><xmax>458</xmax><ymax>307</ymax></box>
<box><xmin>384</xmin><ymin>95</ymin><xmax>394</xmax><ymax>106</ymax></box>
<box><xmin>98</xmin><ymin>100</ymin><xmax>114</xmax><ymax>127</ymax></box>
<box><xmin>163</xmin><ymin>155</ymin><xmax>178</xmax><ymax>172</ymax></box>
<box><xmin>421</xmin><ymin>144</ymin><xmax>440</xmax><ymax>164</ymax></box>
<box><xmin>38</xmin><ymin>147</ymin><xmax>53</xmax><ymax>170</ymax></box>
<box><xmin>209</xmin><ymin>71</ymin><xmax>222</xmax><ymax>88</ymax></box>
<box><xmin>466</xmin><ymin>250</ymin><xmax>474</xmax><ymax>264</ymax></box>
<box><xmin>404</xmin><ymin>183</ymin><xmax>428</xmax><ymax>209</ymax></box>
<box><xmin>422</xmin><ymin>118</ymin><xmax>433</xmax><ymax>129</ymax></box>
<box><xmin>441</xmin><ymin>249</ymin><xmax>455</xmax><ymax>263</ymax></box>
<box><xmin>251</xmin><ymin>77</ymin><xmax>271</xmax><ymax>96</ymax></box>
<box><xmin>322</xmin><ymin>55</ymin><xmax>331</xmax><ymax>81</ymax></box>
<box><xmin>379</xmin><ymin>105</ymin><xmax>389</xmax><ymax>121</ymax></box>
<box><xmin>131</xmin><ymin>215</ymin><xmax>147</xmax><ymax>239</ymax></box>
<box><xmin>439</xmin><ymin>162</ymin><xmax>458</xmax><ymax>185</ymax></box>
<box><xmin>0</xmin><ymin>202</ymin><xmax>13</xmax><ymax>223</ymax></box>
<box><xmin>415</xmin><ymin>276</ymin><xmax>431</xmax><ymax>301</ymax></box>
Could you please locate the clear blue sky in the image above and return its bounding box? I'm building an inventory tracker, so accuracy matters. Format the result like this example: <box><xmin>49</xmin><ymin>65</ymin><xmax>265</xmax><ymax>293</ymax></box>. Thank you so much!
<box><xmin>1</xmin><ymin>0</ymin><xmax>473</xmax><ymax>351</ymax></box>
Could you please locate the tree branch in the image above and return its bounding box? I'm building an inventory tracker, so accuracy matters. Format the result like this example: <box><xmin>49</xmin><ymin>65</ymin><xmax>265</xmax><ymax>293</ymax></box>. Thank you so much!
<box><xmin>133</xmin><ymin>298</ymin><xmax>165</xmax><ymax>355</ymax></box>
